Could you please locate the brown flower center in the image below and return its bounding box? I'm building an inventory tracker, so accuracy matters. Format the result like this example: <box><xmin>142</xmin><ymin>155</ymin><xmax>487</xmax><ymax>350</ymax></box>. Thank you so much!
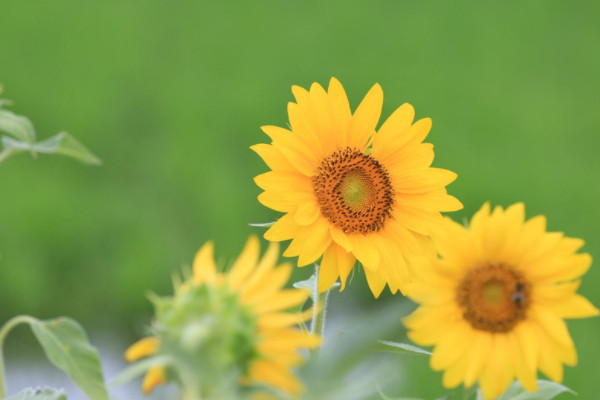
<box><xmin>456</xmin><ymin>265</ymin><xmax>531</xmax><ymax>333</ymax></box>
<box><xmin>312</xmin><ymin>147</ymin><xmax>394</xmax><ymax>234</ymax></box>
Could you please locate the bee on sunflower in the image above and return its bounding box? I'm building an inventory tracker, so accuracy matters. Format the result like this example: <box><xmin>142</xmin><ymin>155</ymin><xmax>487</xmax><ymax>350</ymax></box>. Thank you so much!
<box><xmin>252</xmin><ymin>78</ymin><xmax>462</xmax><ymax>297</ymax></box>
<box><xmin>404</xmin><ymin>203</ymin><xmax>598</xmax><ymax>399</ymax></box>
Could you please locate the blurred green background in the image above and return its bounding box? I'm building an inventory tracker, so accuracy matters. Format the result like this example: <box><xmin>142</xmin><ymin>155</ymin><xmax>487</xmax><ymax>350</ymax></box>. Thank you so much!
<box><xmin>0</xmin><ymin>0</ymin><xmax>598</xmax><ymax>398</ymax></box>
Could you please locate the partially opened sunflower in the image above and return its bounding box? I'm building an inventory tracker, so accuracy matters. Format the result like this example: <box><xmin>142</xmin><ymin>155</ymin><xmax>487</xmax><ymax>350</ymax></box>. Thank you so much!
<box><xmin>252</xmin><ymin>78</ymin><xmax>462</xmax><ymax>297</ymax></box>
<box><xmin>125</xmin><ymin>236</ymin><xmax>320</xmax><ymax>399</ymax></box>
<box><xmin>404</xmin><ymin>203</ymin><xmax>598</xmax><ymax>399</ymax></box>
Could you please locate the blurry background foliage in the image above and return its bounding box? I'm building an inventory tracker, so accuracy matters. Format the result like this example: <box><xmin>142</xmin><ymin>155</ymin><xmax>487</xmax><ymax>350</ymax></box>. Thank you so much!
<box><xmin>0</xmin><ymin>0</ymin><xmax>598</xmax><ymax>399</ymax></box>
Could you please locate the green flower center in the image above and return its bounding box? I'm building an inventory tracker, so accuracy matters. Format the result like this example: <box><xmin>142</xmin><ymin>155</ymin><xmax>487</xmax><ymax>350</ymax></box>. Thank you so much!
<box><xmin>340</xmin><ymin>168</ymin><xmax>374</xmax><ymax>210</ymax></box>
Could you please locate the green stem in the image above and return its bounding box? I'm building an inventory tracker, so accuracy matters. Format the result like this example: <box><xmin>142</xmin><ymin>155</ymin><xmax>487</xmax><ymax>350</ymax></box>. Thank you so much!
<box><xmin>0</xmin><ymin>315</ymin><xmax>36</xmax><ymax>398</ymax></box>
<box><xmin>463</xmin><ymin>385</ymin><xmax>478</xmax><ymax>400</ymax></box>
<box><xmin>310</xmin><ymin>265</ymin><xmax>331</xmax><ymax>353</ymax></box>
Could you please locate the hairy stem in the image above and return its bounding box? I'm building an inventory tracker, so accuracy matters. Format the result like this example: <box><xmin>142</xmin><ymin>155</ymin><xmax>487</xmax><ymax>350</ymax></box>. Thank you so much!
<box><xmin>310</xmin><ymin>265</ymin><xmax>331</xmax><ymax>354</ymax></box>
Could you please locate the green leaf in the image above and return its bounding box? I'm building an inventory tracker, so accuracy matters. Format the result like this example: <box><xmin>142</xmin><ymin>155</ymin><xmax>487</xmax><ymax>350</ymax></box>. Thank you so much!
<box><xmin>379</xmin><ymin>396</ymin><xmax>426</xmax><ymax>400</ymax></box>
<box><xmin>33</xmin><ymin>132</ymin><xmax>101</xmax><ymax>165</ymax></box>
<box><xmin>29</xmin><ymin>317</ymin><xmax>110</xmax><ymax>400</ymax></box>
<box><xmin>0</xmin><ymin>92</ymin><xmax>100</xmax><ymax>165</ymax></box>
<box><xmin>477</xmin><ymin>380</ymin><xmax>575</xmax><ymax>400</ymax></box>
<box><xmin>0</xmin><ymin>110</ymin><xmax>36</xmax><ymax>143</ymax></box>
<box><xmin>293</xmin><ymin>272</ymin><xmax>318</xmax><ymax>296</ymax></box>
<box><xmin>0</xmin><ymin>136</ymin><xmax>30</xmax><ymax>163</ymax></box>
<box><xmin>248</xmin><ymin>221</ymin><xmax>275</xmax><ymax>227</ymax></box>
<box><xmin>379</xmin><ymin>395</ymin><xmax>425</xmax><ymax>400</ymax></box>
<box><xmin>5</xmin><ymin>387</ymin><xmax>67</xmax><ymax>400</ymax></box>
<box><xmin>377</xmin><ymin>340</ymin><xmax>432</xmax><ymax>356</ymax></box>
<box><xmin>377</xmin><ymin>386</ymin><xmax>437</xmax><ymax>400</ymax></box>
<box><xmin>293</xmin><ymin>268</ymin><xmax>340</xmax><ymax>303</ymax></box>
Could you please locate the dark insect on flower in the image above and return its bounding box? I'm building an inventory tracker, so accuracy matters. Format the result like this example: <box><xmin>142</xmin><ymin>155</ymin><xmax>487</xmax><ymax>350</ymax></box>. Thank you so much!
<box><xmin>512</xmin><ymin>282</ymin><xmax>526</xmax><ymax>305</ymax></box>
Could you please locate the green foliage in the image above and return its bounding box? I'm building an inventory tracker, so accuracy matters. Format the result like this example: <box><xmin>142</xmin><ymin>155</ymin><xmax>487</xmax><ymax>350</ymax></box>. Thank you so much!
<box><xmin>476</xmin><ymin>380</ymin><xmax>575</xmax><ymax>400</ymax></box>
<box><xmin>5</xmin><ymin>388</ymin><xmax>67</xmax><ymax>400</ymax></box>
<box><xmin>378</xmin><ymin>392</ymin><xmax>427</xmax><ymax>400</ymax></box>
<box><xmin>28</xmin><ymin>317</ymin><xmax>109</xmax><ymax>400</ymax></box>
<box><xmin>248</xmin><ymin>222</ymin><xmax>275</xmax><ymax>228</ymax></box>
<box><xmin>0</xmin><ymin>92</ymin><xmax>100</xmax><ymax>165</ymax></box>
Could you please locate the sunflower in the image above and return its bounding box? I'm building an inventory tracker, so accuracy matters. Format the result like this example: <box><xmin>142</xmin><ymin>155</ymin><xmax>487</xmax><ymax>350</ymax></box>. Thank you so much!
<box><xmin>125</xmin><ymin>236</ymin><xmax>321</xmax><ymax>398</ymax></box>
<box><xmin>252</xmin><ymin>78</ymin><xmax>462</xmax><ymax>297</ymax></box>
<box><xmin>404</xmin><ymin>203</ymin><xmax>599</xmax><ymax>399</ymax></box>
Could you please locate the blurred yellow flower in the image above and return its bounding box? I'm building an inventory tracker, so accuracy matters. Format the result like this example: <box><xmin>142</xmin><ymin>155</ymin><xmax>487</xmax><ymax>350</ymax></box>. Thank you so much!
<box><xmin>125</xmin><ymin>236</ymin><xmax>320</xmax><ymax>398</ymax></box>
<box><xmin>404</xmin><ymin>203</ymin><xmax>599</xmax><ymax>399</ymax></box>
<box><xmin>252</xmin><ymin>78</ymin><xmax>461</xmax><ymax>297</ymax></box>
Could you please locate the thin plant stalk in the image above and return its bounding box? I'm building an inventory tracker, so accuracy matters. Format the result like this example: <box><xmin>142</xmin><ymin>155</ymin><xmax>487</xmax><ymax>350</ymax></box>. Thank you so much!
<box><xmin>0</xmin><ymin>315</ymin><xmax>36</xmax><ymax>398</ymax></box>
<box><xmin>310</xmin><ymin>265</ymin><xmax>332</xmax><ymax>354</ymax></box>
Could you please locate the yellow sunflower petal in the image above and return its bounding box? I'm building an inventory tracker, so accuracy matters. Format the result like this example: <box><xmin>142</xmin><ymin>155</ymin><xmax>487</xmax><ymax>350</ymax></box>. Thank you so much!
<box><xmin>551</xmin><ymin>294</ymin><xmax>600</xmax><ymax>319</ymax></box>
<box><xmin>228</xmin><ymin>235</ymin><xmax>260</xmax><ymax>291</ymax></box>
<box><xmin>507</xmin><ymin>331</ymin><xmax>538</xmax><ymax>393</ymax></box>
<box><xmin>257</xmin><ymin>308</ymin><xmax>314</xmax><ymax>329</ymax></box>
<box><xmin>258</xmin><ymin>329</ymin><xmax>322</xmax><ymax>350</ymax></box>
<box><xmin>249</xmin><ymin>360</ymin><xmax>304</xmax><ymax>396</ymax></box>
<box><xmin>530</xmin><ymin>305</ymin><xmax>575</xmax><ymax>350</ymax></box>
<box><xmin>253</xmin><ymin>289</ymin><xmax>310</xmax><ymax>314</ymax></box>
<box><xmin>192</xmin><ymin>242</ymin><xmax>217</xmax><ymax>285</ymax></box>
<box><xmin>383</xmin><ymin>142</ymin><xmax>435</xmax><ymax>173</ymax></box>
<box><xmin>319</xmin><ymin>244</ymin><xmax>342</xmax><ymax>292</ymax></box>
<box><xmin>348</xmin><ymin>234</ymin><xmax>380</xmax><ymax>271</ymax></box>
<box><xmin>394</xmin><ymin>189</ymin><xmax>463</xmax><ymax>213</ymax></box>
<box><xmin>442</xmin><ymin>355</ymin><xmax>468</xmax><ymax>389</ymax></box>
<box><xmin>261</xmin><ymin>125</ymin><xmax>318</xmax><ymax>176</ymax></box>
<box><xmin>371</xmin><ymin>102</ymin><xmax>415</xmax><ymax>161</ymax></box>
<box><xmin>288</xmin><ymin>101</ymin><xmax>324</xmax><ymax>155</ymax></box>
<box><xmin>364</xmin><ymin>269</ymin><xmax>386</xmax><ymax>298</ymax></box>
<box><xmin>347</xmin><ymin>83</ymin><xmax>383</xmax><ymax>149</ymax></box>
<box><xmin>125</xmin><ymin>337</ymin><xmax>160</xmax><ymax>362</ymax></box>
<box><xmin>392</xmin><ymin>168</ymin><xmax>457</xmax><ymax>194</ymax></box>
<box><xmin>327</xmin><ymin>77</ymin><xmax>352</xmax><ymax>145</ymax></box>
<box><xmin>537</xmin><ymin>329</ymin><xmax>564</xmax><ymax>382</ymax></box>
<box><xmin>430</xmin><ymin>321</ymin><xmax>472</xmax><ymax>370</ymax></box>
<box><xmin>513</xmin><ymin>320</ymin><xmax>540</xmax><ymax>373</ymax></box>
<box><xmin>246</xmin><ymin>241</ymin><xmax>280</xmax><ymax>286</ymax></box>
<box><xmin>328</xmin><ymin>225</ymin><xmax>353</xmax><ymax>252</ymax></box>
<box><xmin>294</xmin><ymin>201</ymin><xmax>320</xmax><ymax>226</ymax></box>
<box><xmin>294</xmin><ymin>218</ymin><xmax>332</xmax><ymax>267</ymax></box>
<box><xmin>335</xmin><ymin>246</ymin><xmax>356</xmax><ymax>291</ymax></box>
<box><xmin>251</xmin><ymin>143</ymin><xmax>296</xmax><ymax>172</ymax></box>
<box><xmin>463</xmin><ymin>332</ymin><xmax>490</xmax><ymax>388</ymax></box>
<box><xmin>242</xmin><ymin>263</ymin><xmax>293</xmax><ymax>305</ymax></box>
<box><xmin>258</xmin><ymin>191</ymin><xmax>310</xmax><ymax>213</ymax></box>
<box><xmin>264</xmin><ymin>213</ymin><xmax>299</xmax><ymax>242</ymax></box>
<box><xmin>142</xmin><ymin>366</ymin><xmax>166</xmax><ymax>395</ymax></box>
<box><xmin>486</xmin><ymin>334</ymin><xmax>514</xmax><ymax>400</ymax></box>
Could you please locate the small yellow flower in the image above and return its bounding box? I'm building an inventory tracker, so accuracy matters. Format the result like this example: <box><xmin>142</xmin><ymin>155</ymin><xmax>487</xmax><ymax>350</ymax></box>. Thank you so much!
<box><xmin>404</xmin><ymin>203</ymin><xmax>599</xmax><ymax>399</ymax></box>
<box><xmin>252</xmin><ymin>78</ymin><xmax>462</xmax><ymax>297</ymax></box>
<box><xmin>125</xmin><ymin>236</ymin><xmax>320</xmax><ymax>398</ymax></box>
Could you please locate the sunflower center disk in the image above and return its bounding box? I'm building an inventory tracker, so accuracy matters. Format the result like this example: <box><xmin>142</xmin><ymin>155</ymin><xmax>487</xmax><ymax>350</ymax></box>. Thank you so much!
<box><xmin>312</xmin><ymin>147</ymin><xmax>394</xmax><ymax>234</ymax></box>
<box><xmin>456</xmin><ymin>265</ymin><xmax>531</xmax><ymax>333</ymax></box>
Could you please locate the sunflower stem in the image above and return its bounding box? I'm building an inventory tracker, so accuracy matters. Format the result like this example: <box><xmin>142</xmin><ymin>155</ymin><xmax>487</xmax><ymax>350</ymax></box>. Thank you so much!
<box><xmin>310</xmin><ymin>265</ymin><xmax>331</xmax><ymax>353</ymax></box>
<box><xmin>0</xmin><ymin>315</ymin><xmax>36</xmax><ymax>398</ymax></box>
<box><xmin>463</xmin><ymin>385</ymin><xmax>478</xmax><ymax>400</ymax></box>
